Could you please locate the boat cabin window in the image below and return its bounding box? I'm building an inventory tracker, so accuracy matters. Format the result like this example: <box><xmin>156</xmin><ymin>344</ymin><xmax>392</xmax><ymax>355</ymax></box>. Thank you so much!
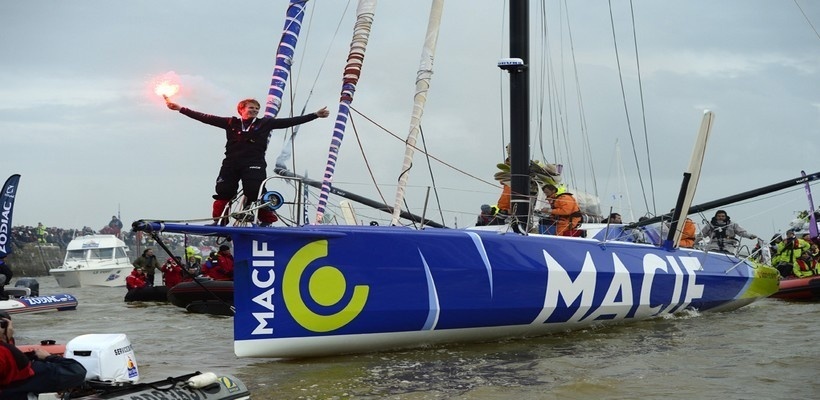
<box><xmin>115</xmin><ymin>247</ymin><xmax>128</xmax><ymax>259</ymax></box>
<box><xmin>89</xmin><ymin>248</ymin><xmax>114</xmax><ymax>260</ymax></box>
<box><xmin>65</xmin><ymin>249</ymin><xmax>87</xmax><ymax>261</ymax></box>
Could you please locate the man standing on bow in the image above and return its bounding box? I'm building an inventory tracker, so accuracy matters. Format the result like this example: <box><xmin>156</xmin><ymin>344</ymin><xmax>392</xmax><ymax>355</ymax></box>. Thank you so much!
<box><xmin>166</xmin><ymin>98</ymin><xmax>329</xmax><ymax>226</ymax></box>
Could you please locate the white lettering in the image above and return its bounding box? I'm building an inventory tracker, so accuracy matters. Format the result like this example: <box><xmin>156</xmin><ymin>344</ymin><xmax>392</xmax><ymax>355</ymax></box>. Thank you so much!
<box><xmin>535</xmin><ymin>250</ymin><xmax>597</xmax><ymax>324</ymax></box>
<box><xmin>252</xmin><ymin>269</ymin><xmax>275</xmax><ymax>287</ymax></box>
<box><xmin>634</xmin><ymin>253</ymin><xmax>667</xmax><ymax>317</ymax></box>
<box><xmin>535</xmin><ymin>249</ymin><xmax>707</xmax><ymax>325</ymax></box>
<box><xmin>665</xmin><ymin>256</ymin><xmax>685</xmax><ymax>313</ymax></box>
<box><xmin>584</xmin><ymin>254</ymin><xmax>633</xmax><ymax>321</ymax></box>
<box><xmin>251</xmin><ymin>312</ymin><xmax>275</xmax><ymax>335</ymax></box>
<box><xmin>251</xmin><ymin>240</ymin><xmax>276</xmax><ymax>336</ymax></box>
<box><xmin>679</xmin><ymin>257</ymin><xmax>705</xmax><ymax>307</ymax></box>
<box><xmin>252</xmin><ymin>287</ymin><xmax>276</xmax><ymax>312</ymax></box>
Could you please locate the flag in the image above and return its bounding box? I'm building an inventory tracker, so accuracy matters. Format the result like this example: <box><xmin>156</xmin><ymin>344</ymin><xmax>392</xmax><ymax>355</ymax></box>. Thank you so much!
<box><xmin>0</xmin><ymin>174</ymin><xmax>21</xmax><ymax>258</ymax></box>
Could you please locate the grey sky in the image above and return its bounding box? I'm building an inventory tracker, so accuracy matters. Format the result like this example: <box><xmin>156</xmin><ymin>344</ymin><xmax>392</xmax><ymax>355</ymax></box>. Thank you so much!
<box><xmin>1</xmin><ymin>0</ymin><xmax>818</xmax><ymax>238</ymax></box>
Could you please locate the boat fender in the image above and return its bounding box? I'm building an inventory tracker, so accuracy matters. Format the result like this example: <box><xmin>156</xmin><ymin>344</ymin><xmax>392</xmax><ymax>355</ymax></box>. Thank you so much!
<box><xmin>262</xmin><ymin>191</ymin><xmax>284</xmax><ymax>210</ymax></box>
<box><xmin>186</xmin><ymin>372</ymin><xmax>219</xmax><ymax>388</ymax></box>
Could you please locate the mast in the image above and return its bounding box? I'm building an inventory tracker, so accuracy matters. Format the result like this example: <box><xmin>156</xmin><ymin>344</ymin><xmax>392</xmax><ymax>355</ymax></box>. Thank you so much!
<box><xmin>509</xmin><ymin>0</ymin><xmax>531</xmax><ymax>227</ymax></box>
<box><xmin>389</xmin><ymin>0</ymin><xmax>445</xmax><ymax>227</ymax></box>
<box><xmin>315</xmin><ymin>0</ymin><xmax>378</xmax><ymax>224</ymax></box>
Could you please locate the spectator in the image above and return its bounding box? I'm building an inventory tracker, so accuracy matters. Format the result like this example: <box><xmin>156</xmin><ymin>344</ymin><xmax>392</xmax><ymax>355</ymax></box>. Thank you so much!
<box><xmin>0</xmin><ymin>312</ymin><xmax>87</xmax><ymax>399</ymax></box>
<box><xmin>106</xmin><ymin>215</ymin><xmax>123</xmax><ymax>238</ymax></box>
<box><xmin>125</xmin><ymin>267</ymin><xmax>147</xmax><ymax>291</ymax></box>
<box><xmin>160</xmin><ymin>256</ymin><xmax>183</xmax><ymax>288</ymax></box>
<box><xmin>132</xmin><ymin>249</ymin><xmax>160</xmax><ymax>286</ymax></box>
<box><xmin>772</xmin><ymin>230</ymin><xmax>812</xmax><ymax>278</ymax></box>
<box><xmin>0</xmin><ymin>259</ymin><xmax>11</xmax><ymax>301</ymax></box>
<box><xmin>210</xmin><ymin>245</ymin><xmax>234</xmax><ymax>281</ymax></box>
<box><xmin>35</xmin><ymin>223</ymin><xmax>47</xmax><ymax>244</ymax></box>
<box><xmin>201</xmin><ymin>251</ymin><xmax>220</xmax><ymax>279</ymax></box>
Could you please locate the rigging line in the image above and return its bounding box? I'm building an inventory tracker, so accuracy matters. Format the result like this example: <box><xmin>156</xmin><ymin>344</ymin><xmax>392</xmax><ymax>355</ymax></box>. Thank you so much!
<box><xmin>348</xmin><ymin>104</ymin><xmax>500</xmax><ymax>188</ymax></box>
<box><xmin>418</xmin><ymin>124</ymin><xmax>447</xmax><ymax>226</ymax></box>
<box><xmin>793</xmin><ymin>0</ymin><xmax>820</xmax><ymax>41</ymax></box>
<box><xmin>564</xmin><ymin>0</ymin><xmax>598</xmax><ymax>198</ymax></box>
<box><xmin>628</xmin><ymin>0</ymin><xmax>656</xmax><ymax>216</ymax></box>
<box><xmin>290</xmin><ymin>1</ymin><xmax>351</xmax><ymax>118</ymax></box>
<box><xmin>279</xmin><ymin>0</ymin><xmax>352</xmax><ymax>163</ymax></box>
<box><xmin>348</xmin><ymin>112</ymin><xmax>390</xmax><ymax>207</ymax></box>
<box><xmin>539</xmin><ymin>4</ymin><xmax>572</xmax><ymax>178</ymax></box>
<box><xmin>608</xmin><ymin>0</ymin><xmax>651</xmax><ymax>213</ymax></box>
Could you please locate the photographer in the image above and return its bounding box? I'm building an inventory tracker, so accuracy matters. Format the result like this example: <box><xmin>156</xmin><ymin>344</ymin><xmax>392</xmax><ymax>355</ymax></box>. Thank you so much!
<box><xmin>0</xmin><ymin>313</ymin><xmax>86</xmax><ymax>399</ymax></box>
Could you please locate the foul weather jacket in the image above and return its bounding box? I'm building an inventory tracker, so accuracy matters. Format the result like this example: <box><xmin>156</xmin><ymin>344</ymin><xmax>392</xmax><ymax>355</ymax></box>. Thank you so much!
<box><xmin>179</xmin><ymin>108</ymin><xmax>318</xmax><ymax>168</ymax></box>
<box><xmin>548</xmin><ymin>192</ymin><xmax>581</xmax><ymax>236</ymax></box>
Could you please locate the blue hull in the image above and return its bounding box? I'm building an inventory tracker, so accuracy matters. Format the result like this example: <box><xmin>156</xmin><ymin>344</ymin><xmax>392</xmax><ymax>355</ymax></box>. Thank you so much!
<box><xmin>134</xmin><ymin>222</ymin><xmax>778</xmax><ymax>358</ymax></box>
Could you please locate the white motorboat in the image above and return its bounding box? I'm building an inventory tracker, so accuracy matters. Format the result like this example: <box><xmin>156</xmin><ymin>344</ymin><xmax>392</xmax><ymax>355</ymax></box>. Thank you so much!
<box><xmin>49</xmin><ymin>235</ymin><xmax>131</xmax><ymax>288</ymax></box>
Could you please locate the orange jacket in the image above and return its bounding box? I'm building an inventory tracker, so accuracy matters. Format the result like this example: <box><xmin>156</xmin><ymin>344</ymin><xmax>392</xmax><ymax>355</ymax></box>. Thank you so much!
<box><xmin>679</xmin><ymin>218</ymin><xmax>697</xmax><ymax>248</ymax></box>
<box><xmin>549</xmin><ymin>192</ymin><xmax>581</xmax><ymax>236</ymax></box>
<box><xmin>497</xmin><ymin>185</ymin><xmax>511</xmax><ymax>213</ymax></box>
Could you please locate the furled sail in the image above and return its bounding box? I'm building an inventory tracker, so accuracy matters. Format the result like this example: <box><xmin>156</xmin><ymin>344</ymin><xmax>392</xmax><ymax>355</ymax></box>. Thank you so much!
<box><xmin>265</xmin><ymin>0</ymin><xmax>308</xmax><ymax>119</ymax></box>
<box><xmin>265</xmin><ymin>0</ymin><xmax>309</xmax><ymax>173</ymax></box>
<box><xmin>315</xmin><ymin>0</ymin><xmax>378</xmax><ymax>224</ymax></box>
<box><xmin>0</xmin><ymin>174</ymin><xmax>21</xmax><ymax>259</ymax></box>
<box><xmin>389</xmin><ymin>0</ymin><xmax>444</xmax><ymax>227</ymax></box>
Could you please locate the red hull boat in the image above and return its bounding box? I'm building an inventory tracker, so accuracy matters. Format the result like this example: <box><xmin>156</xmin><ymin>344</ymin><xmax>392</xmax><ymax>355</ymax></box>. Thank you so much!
<box><xmin>771</xmin><ymin>275</ymin><xmax>820</xmax><ymax>301</ymax></box>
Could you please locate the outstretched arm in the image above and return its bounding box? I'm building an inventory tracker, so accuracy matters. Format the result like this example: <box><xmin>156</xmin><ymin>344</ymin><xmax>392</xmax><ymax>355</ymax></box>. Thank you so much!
<box><xmin>165</xmin><ymin>96</ymin><xmax>231</xmax><ymax>129</ymax></box>
<box><xmin>314</xmin><ymin>106</ymin><xmax>330</xmax><ymax>118</ymax></box>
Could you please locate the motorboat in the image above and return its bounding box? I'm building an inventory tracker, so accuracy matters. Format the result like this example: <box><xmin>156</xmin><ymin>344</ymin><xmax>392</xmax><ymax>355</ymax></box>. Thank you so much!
<box><xmin>49</xmin><ymin>235</ymin><xmax>132</xmax><ymax>288</ymax></box>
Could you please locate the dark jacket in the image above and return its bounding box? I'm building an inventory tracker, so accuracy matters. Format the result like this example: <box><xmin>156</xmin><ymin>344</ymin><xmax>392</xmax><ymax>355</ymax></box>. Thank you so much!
<box><xmin>180</xmin><ymin>108</ymin><xmax>318</xmax><ymax>167</ymax></box>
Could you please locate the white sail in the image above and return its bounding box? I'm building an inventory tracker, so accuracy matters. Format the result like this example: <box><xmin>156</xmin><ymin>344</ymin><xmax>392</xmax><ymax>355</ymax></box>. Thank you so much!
<box><xmin>672</xmin><ymin>110</ymin><xmax>714</xmax><ymax>246</ymax></box>
<box><xmin>389</xmin><ymin>0</ymin><xmax>445</xmax><ymax>226</ymax></box>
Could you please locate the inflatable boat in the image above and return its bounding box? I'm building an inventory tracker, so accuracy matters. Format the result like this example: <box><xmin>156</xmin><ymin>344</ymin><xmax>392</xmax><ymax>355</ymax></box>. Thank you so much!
<box><xmin>19</xmin><ymin>333</ymin><xmax>250</xmax><ymax>400</ymax></box>
<box><xmin>771</xmin><ymin>275</ymin><xmax>820</xmax><ymax>301</ymax></box>
<box><xmin>1</xmin><ymin>278</ymin><xmax>78</xmax><ymax>315</ymax></box>
<box><xmin>167</xmin><ymin>279</ymin><xmax>234</xmax><ymax>316</ymax></box>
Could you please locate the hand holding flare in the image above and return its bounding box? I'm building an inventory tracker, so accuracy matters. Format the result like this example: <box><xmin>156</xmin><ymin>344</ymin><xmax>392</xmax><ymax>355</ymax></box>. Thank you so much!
<box><xmin>154</xmin><ymin>80</ymin><xmax>180</xmax><ymax>110</ymax></box>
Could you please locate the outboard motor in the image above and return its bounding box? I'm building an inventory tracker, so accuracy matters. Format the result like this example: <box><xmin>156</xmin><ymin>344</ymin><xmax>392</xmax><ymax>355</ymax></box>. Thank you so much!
<box><xmin>65</xmin><ymin>333</ymin><xmax>140</xmax><ymax>383</ymax></box>
<box><xmin>14</xmin><ymin>278</ymin><xmax>39</xmax><ymax>297</ymax></box>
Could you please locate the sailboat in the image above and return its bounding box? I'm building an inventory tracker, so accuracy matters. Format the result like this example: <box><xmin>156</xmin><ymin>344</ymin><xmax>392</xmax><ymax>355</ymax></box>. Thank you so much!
<box><xmin>129</xmin><ymin>0</ymin><xmax>794</xmax><ymax>358</ymax></box>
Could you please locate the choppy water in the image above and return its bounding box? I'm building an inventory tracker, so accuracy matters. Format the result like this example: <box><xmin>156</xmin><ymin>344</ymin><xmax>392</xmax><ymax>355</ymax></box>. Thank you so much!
<box><xmin>11</xmin><ymin>276</ymin><xmax>819</xmax><ymax>400</ymax></box>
